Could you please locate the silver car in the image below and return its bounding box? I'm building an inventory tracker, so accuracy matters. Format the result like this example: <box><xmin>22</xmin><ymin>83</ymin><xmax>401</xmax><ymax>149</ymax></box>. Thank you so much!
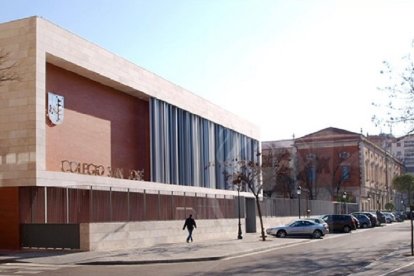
<box><xmin>382</xmin><ymin>212</ymin><xmax>396</xmax><ymax>223</ymax></box>
<box><xmin>307</xmin><ymin>217</ymin><xmax>330</xmax><ymax>230</ymax></box>
<box><xmin>266</xmin><ymin>219</ymin><xmax>329</xmax><ymax>239</ymax></box>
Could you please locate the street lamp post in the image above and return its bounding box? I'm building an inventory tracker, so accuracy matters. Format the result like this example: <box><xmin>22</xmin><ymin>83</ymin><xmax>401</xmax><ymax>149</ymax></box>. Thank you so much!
<box><xmin>297</xmin><ymin>186</ymin><xmax>302</xmax><ymax>218</ymax></box>
<box><xmin>232</xmin><ymin>175</ymin><xmax>243</xmax><ymax>240</ymax></box>
<box><xmin>342</xmin><ymin>192</ymin><xmax>347</xmax><ymax>214</ymax></box>
<box><xmin>367</xmin><ymin>195</ymin><xmax>371</xmax><ymax>211</ymax></box>
<box><xmin>401</xmin><ymin>200</ymin><xmax>406</xmax><ymax>212</ymax></box>
<box><xmin>377</xmin><ymin>191</ymin><xmax>382</xmax><ymax>211</ymax></box>
<box><xmin>237</xmin><ymin>184</ymin><xmax>243</xmax><ymax>240</ymax></box>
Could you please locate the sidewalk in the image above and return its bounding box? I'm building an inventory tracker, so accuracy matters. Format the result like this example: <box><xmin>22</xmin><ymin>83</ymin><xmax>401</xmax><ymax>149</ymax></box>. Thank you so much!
<box><xmin>0</xmin><ymin>233</ymin><xmax>307</xmax><ymax>266</ymax></box>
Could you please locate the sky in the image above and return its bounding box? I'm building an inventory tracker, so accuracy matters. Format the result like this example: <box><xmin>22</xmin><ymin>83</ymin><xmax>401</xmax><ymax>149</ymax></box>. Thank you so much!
<box><xmin>2</xmin><ymin>0</ymin><xmax>414</xmax><ymax>141</ymax></box>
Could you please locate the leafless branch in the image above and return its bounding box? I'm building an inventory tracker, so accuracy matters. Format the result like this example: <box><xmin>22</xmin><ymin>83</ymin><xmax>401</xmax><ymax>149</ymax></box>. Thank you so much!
<box><xmin>0</xmin><ymin>49</ymin><xmax>19</xmax><ymax>84</ymax></box>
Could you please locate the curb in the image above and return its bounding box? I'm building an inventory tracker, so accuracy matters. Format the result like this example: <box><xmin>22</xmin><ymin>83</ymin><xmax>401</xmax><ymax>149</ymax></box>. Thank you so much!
<box><xmin>81</xmin><ymin>256</ymin><xmax>225</xmax><ymax>265</ymax></box>
<box><xmin>0</xmin><ymin>258</ymin><xmax>19</xmax><ymax>264</ymax></box>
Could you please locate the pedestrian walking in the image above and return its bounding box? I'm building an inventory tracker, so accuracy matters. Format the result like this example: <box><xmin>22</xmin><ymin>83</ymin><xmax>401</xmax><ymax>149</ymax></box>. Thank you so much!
<box><xmin>183</xmin><ymin>214</ymin><xmax>197</xmax><ymax>243</ymax></box>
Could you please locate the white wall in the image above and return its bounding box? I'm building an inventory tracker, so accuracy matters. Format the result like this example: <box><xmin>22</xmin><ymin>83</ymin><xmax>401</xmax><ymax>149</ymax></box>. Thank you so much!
<box><xmin>80</xmin><ymin>219</ymin><xmax>243</xmax><ymax>251</ymax></box>
<box><xmin>80</xmin><ymin>217</ymin><xmax>297</xmax><ymax>251</ymax></box>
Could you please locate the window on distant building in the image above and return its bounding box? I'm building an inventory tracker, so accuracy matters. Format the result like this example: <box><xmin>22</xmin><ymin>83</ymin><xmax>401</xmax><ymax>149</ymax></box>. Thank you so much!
<box><xmin>307</xmin><ymin>165</ymin><xmax>316</xmax><ymax>183</ymax></box>
<box><xmin>341</xmin><ymin>165</ymin><xmax>350</xmax><ymax>181</ymax></box>
<box><xmin>404</xmin><ymin>141</ymin><xmax>414</xmax><ymax>147</ymax></box>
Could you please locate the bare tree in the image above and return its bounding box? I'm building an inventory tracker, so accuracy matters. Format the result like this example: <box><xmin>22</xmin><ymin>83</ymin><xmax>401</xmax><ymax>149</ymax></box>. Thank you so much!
<box><xmin>262</xmin><ymin>148</ymin><xmax>294</xmax><ymax>198</ymax></box>
<box><xmin>373</xmin><ymin>42</ymin><xmax>414</xmax><ymax>134</ymax></box>
<box><xmin>296</xmin><ymin>153</ymin><xmax>322</xmax><ymax>200</ymax></box>
<box><xmin>224</xmin><ymin>157</ymin><xmax>268</xmax><ymax>241</ymax></box>
<box><xmin>0</xmin><ymin>49</ymin><xmax>18</xmax><ymax>84</ymax></box>
<box><xmin>331</xmin><ymin>150</ymin><xmax>358</xmax><ymax>200</ymax></box>
<box><xmin>295</xmin><ymin>149</ymin><xmax>358</xmax><ymax>201</ymax></box>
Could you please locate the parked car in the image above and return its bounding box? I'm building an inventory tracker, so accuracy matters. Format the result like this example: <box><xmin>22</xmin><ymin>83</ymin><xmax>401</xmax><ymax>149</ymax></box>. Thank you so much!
<box><xmin>352</xmin><ymin>213</ymin><xmax>372</xmax><ymax>228</ymax></box>
<box><xmin>266</xmin><ymin>219</ymin><xmax>329</xmax><ymax>239</ymax></box>
<box><xmin>352</xmin><ymin>212</ymin><xmax>379</xmax><ymax>227</ymax></box>
<box><xmin>320</xmin><ymin>214</ymin><xmax>357</xmax><ymax>233</ymax></box>
<box><xmin>382</xmin><ymin>212</ymin><xmax>396</xmax><ymax>223</ymax></box>
<box><xmin>350</xmin><ymin>214</ymin><xmax>360</xmax><ymax>228</ymax></box>
<box><xmin>375</xmin><ymin>211</ymin><xmax>386</xmax><ymax>224</ymax></box>
<box><xmin>393</xmin><ymin>211</ymin><xmax>405</xmax><ymax>222</ymax></box>
<box><xmin>307</xmin><ymin>217</ymin><xmax>329</xmax><ymax>230</ymax></box>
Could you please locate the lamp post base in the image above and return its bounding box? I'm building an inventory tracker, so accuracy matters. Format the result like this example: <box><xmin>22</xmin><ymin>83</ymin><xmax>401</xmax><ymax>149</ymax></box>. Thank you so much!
<box><xmin>237</xmin><ymin>224</ymin><xmax>243</xmax><ymax>239</ymax></box>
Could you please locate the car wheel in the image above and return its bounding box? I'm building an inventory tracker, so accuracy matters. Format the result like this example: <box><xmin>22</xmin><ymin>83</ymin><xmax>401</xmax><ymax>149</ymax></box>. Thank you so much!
<box><xmin>276</xmin><ymin>230</ymin><xmax>287</xmax><ymax>238</ymax></box>
<box><xmin>343</xmin><ymin>225</ymin><xmax>351</xmax><ymax>233</ymax></box>
<box><xmin>362</xmin><ymin>223</ymin><xmax>368</xmax><ymax>228</ymax></box>
<box><xmin>312</xmin><ymin>230</ymin><xmax>322</xmax><ymax>239</ymax></box>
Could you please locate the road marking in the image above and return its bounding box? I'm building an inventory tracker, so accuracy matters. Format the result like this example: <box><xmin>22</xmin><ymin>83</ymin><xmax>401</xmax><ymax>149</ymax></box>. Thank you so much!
<box><xmin>223</xmin><ymin>238</ymin><xmax>319</xmax><ymax>260</ymax></box>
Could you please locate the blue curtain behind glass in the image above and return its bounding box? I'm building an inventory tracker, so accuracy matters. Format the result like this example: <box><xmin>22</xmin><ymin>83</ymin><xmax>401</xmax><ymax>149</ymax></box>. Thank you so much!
<box><xmin>150</xmin><ymin>98</ymin><xmax>259</xmax><ymax>190</ymax></box>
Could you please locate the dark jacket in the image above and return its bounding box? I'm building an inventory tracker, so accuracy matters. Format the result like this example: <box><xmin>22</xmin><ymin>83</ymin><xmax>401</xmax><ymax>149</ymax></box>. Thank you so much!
<box><xmin>183</xmin><ymin>217</ymin><xmax>196</xmax><ymax>230</ymax></box>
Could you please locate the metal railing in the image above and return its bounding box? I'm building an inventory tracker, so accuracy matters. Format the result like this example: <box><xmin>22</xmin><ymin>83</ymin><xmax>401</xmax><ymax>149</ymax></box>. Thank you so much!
<box><xmin>259</xmin><ymin>197</ymin><xmax>358</xmax><ymax>217</ymax></box>
<box><xmin>19</xmin><ymin>186</ymin><xmax>237</xmax><ymax>224</ymax></box>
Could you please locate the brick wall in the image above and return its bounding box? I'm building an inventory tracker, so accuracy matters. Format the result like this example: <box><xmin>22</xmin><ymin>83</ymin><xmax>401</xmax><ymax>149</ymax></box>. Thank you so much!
<box><xmin>45</xmin><ymin>64</ymin><xmax>150</xmax><ymax>180</ymax></box>
<box><xmin>0</xmin><ymin>187</ymin><xmax>20</xmax><ymax>249</ymax></box>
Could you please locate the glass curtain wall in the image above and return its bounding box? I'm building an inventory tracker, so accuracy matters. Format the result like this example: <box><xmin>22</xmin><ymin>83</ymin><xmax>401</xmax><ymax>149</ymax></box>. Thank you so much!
<box><xmin>150</xmin><ymin>98</ymin><xmax>259</xmax><ymax>190</ymax></box>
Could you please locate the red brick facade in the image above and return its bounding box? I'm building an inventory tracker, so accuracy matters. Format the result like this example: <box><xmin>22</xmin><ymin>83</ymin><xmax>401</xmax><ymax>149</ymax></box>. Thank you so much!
<box><xmin>296</xmin><ymin>144</ymin><xmax>360</xmax><ymax>201</ymax></box>
<box><xmin>46</xmin><ymin>64</ymin><xmax>150</xmax><ymax>180</ymax></box>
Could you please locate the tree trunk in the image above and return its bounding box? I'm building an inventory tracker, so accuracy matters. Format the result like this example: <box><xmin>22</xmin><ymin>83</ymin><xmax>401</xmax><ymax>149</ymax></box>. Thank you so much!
<box><xmin>255</xmin><ymin>195</ymin><xmax>266</xmax><ymax>241</ymax></box>
<box><xmin>410</xmin><ymin>190</ymin><xmax>413</xmax><ymax>256</ymax></box>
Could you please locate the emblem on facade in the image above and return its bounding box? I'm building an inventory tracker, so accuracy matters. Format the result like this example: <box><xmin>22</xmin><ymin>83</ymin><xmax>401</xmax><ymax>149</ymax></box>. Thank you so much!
<box><xmin>48</xmin><ymin>92</ymin><xmax>64</xmax><ymax>125</ymax></box>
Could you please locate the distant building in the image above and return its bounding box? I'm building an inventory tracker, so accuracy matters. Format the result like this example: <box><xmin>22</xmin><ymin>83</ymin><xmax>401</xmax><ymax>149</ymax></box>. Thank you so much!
<box><xmin>366</xmin><ymin>133</ymin><xmax>396</xmax><ymax>152</ymax></box>
<box><xmin>262</xmin><ymin>127</ymin><xmax>404</xmax><ymax>211</ymax></box>
<box><xmin>262</xmin><ymin>139</ymin><xmax>296</xmax><ymax>198</ymax></box>
<box><xmin>391</xmin><ymin>134</ymin><xmax>414</xmax><ymax>174</ymax></box>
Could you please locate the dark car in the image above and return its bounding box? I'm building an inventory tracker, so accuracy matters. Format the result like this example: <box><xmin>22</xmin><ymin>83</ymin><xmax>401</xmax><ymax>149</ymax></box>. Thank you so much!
<box><xmin>320</xmin><ymin>214</ymin><xmax>356</xmax><ymax>233</ymax></box>
<box><xmin>393</xmin><ymin>211</ymin><xmax>405</xmax><ymax>222</ymax></box>
<box><xmin>352</xmin><ymin>213</ymin><xmax>372</xmax><ymax>228</ymax></box>
<box><xmin>352</xmin><ymin>212</ymin><xmax>379</xmax><ymax>227</ymax></box>
<box><xmin>375</xmin><ymin>211</ymin><xmax>386</xmax><ymax>224</ymax></box>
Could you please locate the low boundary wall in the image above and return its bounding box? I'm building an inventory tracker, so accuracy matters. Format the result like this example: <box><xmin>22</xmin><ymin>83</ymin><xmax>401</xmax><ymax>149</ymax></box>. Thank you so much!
<box><xmin>80</xmin><ymin>217</ymin><xmax>298</xmax><ymax>251</ymax></box>
<box><xmin>19</xmin><ymin>216</ymin><xmax>310</xmax><ymax>251</ymax></box>
<box><xmin>80</xmin><ymin>218</ymin><xmax>246</xmax><ymax>251</ymax></box>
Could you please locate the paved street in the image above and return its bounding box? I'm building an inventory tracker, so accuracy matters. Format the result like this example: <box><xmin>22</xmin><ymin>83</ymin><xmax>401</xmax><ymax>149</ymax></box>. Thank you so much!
<box><xmin>1</xmin><ymin>221</ymin><xmax>413</xmax><ymax>275</ymax></box>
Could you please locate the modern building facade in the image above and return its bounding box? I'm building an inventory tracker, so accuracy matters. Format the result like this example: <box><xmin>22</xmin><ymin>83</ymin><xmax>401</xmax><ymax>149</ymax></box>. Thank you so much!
<box><xmin>391</xmin><ymin>134</ymin><xmax>414</xmax><ymax>174</ymax></box>
<box><xmin>0</xmin><ymin>17</ymin><xmax>260</xmax><ymax>250</ymax></box>
<box><xmin>262</xmin><ymin>127</ymin><xmax>404</xmax><ymax>212</ymax></box>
